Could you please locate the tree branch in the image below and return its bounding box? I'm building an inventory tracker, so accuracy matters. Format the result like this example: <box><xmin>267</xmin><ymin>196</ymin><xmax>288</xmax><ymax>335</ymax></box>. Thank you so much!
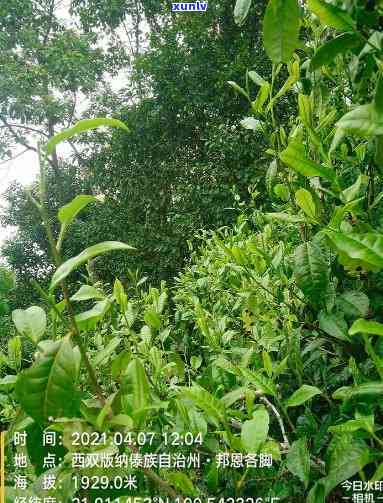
<box><xmin>1</xmin><ymin>118</ymin><xmax>38</xmax><ymax>154</ymax></box>
<box><xmin>260</xmin><ymin>396</ymin><xmax>290</xmax><ymax>449</ymax></box>
<box><xmin>0</xmin><ymin>124</ymin><xmax>49</xmax><ymax>137</ymax></box>
<box><xmin>0</xmin><ymin>148</ymin><xmax>29</xmax><ymax>166</ymax></box>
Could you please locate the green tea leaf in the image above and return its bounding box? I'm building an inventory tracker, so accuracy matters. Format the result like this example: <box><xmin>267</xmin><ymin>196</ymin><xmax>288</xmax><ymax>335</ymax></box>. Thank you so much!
<box><xmin>273</xmin><ymin>184</ymin><xmax>290</xmax><ymax>201</ymax></box>
<box><xmin>12</xmin><ymin>306</ymin><xmax>46</xmax><ymax>344</ymax></box>
<box><xmin>227</xmin><ymin>81</ymin><xmax>250</xmax><ymax>100</ymax></box>
<box><xmin>261</xmin><ymin>439</ymin><xmax>281</xmax><ymax>461</ymax></box>
<box><xmin>264</xmin><ymin>212</ymin><xmax>305</xmax><ymax>223</ymax></box>
<box><xmin>247</xmin><ymin>70</ymin><xmax>268</xmax><ymax>86</ymax></box>
<box><xmin>374</xmin><ymin>73</ymin><xmax>383</xmax><ymax>115</ymax></box>
<box><xmin>262</xmin><ymin>351</ymin><xmax>273</xmax><ymax>377</ymax></box>
<box><xmin>372</xmin><ymin>463</ymin><xmax>383</xmax><ymax>482</ymax></box>
<box><xmin>319</xmin><ymin>312</ymin><xmax>349</xmax><ymax>341</ymax></box>
<box><xmin>50</xmin><ymin>241</ymin><xmax>135</xmax><ymax>290</ymax></box>
<box><xmin>108</xmin><ymin>414</ymin><xmax>134</xmax><ymax>428</ymax></box>
<box><xmin>333</xmin><ymin>382</ymin><xmax>383</xmax><ymax>400</ymax></box>
<box><xmin>234</xmin><ymin>0</ymin><xmax>252</xmax><ymax>26</ymax></box>
<box><xmin>285</xmin><ymin>384</ymin><xmax>322</xmax><ymax>407</ymax></box>
<box><xmin>7</xmin><ymin>336</ymin><xmax>22</xmax><ymax>371</ymax></box>
<box><xmin>322</xmin><ymin>435</ymin><xmax>373</xmax><ymax>498</ymax></box>
<box><xmin>166</xmin><ymin>472</ymin><xmax>198</xmax><ymax>497</ymax></box>
<box><xmin>144</xmin><ymin>309</ymin><xmax>162</xmax><ymax>330</ymax></box>
<box><xmin>263</xmin><ymin>0</ymin><xmax>301</xmax><ymax>64</ymax></box>
<box><xmin>294</xmin><ymin>242</ymin><xmax>329</xmax><ymax>307</ymax></box>
<box><xmin>329</xmin><ymin>416</ymin><xmax>374</xmax><ymax>434</ymax></box>
<box><xmin>325</xmin><ymin>231</ymin><xmax>383</xmax><ymax>272</ymax></box>
<box><xmin>295</xmin><ymin>188</ymin><xmax>317</xmax><ymax>220</ymax></box>
<box><xmin>240</xmin><ymin>117</ymin><xmax>263</xmax><ymax>131</ymax></box>
<box><xmin>336</xmin><ymin>291</ymin><xmax>369</xmax><ymax>318</ymax></box>
<box><xmin>286</xmin><ymin>437</ymin><xmax>310</xmax><ymax>488</ymax></box>
<box><xmin>113</xmin><ymin>278</ymin><xmax>128</xmax><ymax>313</ymax></box>
<box><xmin>241</xmin><ymin>407</ymin><xmax>269</xmax><ymax>452</ymax></box>
<box><xmin>46</xmin><ymin>118</ymin><xmax>129</xmax><ymax>154</ymax></box>
<box><xmin>0</xmin><ymin>375</ymin><xmax>17</xmax><ymax>392</ymax></box>
<box><xmin>180</xmin><ymin>385</ymin><xmax>226</xmax><ymax>427</ymax></box>
<box><xmin>298</xmin><ymin>94</ymin><xmax>312</xmax><ymax>128</ymax></box>
<box><xmin>15</xmin><ymin>337</ymin><xmax>79</xmax><ymax>424</ymax></box>
<box><xmin>349</xmin><ymin>319</ymin><xmax>383</xmax><ymax>337</ymax></box>
<box><xmin>57</xmin><ymin>195</ymin><xmax>100</xmax><ymax>249</ymax></box>
<box><xmin>124</xmin><ymin>358</ymin><xmax>150</xmax><ymax>413</ymax></box>
<box><xmin>307</xmin><ymin>0</ymin><xmax>355</xmax><ymax>31</ymax></box>
<box><xmin>221</xmin><ymin>387</ymin><xmax>247</xmax><ymax>408</ymax></box>
<box><xmin>240</xmin><ymin>368</ymin><xmax>278</xmax><ymax>397</ymax></box>
<box><xmin>310</xmin><ymin>33</ymin><xmax>360</xmax><ymax>71</ymax></box>
<box><xmin>252</xmin><ymin>83</ymin><xmax>271</xmax><ymax>112</ymax></box>
<box><xmin>70</xmin><ymin>285</ymin><xmax>104</xmax><ymax>302</ymax></box>
<box><xmin>75</xmin><ymin>299</ymin><xmax>111</xmax><ymax>331</ymax></box>
<box><xmin>92</xmin><ymin>336</ymin><xmax>121</xmax><ymax>366</ymax></box>
<box><xmin>340</xmin><ymin>174</ymin><xmax>368</xmax><ymax>203</ymax></box>
<box><xmin>337</xmin><ymin>104</ymin><xmax>383</xmax><ymax>137</ymax></box>
<box><xmin>280</xmin><ymin>142</ymin><xmax>336</xmax><ymax>181</ymax></box>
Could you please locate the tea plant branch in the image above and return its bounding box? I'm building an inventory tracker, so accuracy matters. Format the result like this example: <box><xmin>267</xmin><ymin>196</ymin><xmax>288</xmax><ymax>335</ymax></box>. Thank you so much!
<box><xmin>370</xmin><ymin>431</ymin><xmax>383</xmax><ymax>449</ymax></box>
<box><xmin>242</xmin><ymin>264</ymin><xmax>292</xmax><ymax>309</ymax></box>
<box><xmin>275</xmin><ymin>396</ymin><xmax>296</xmax><ymax>433</ymax></box>
<box><xmin>29</xmin><ymin>143</ymin><xmax>186</xmax><ymax>503</ymax></box>
<box><xmin>35</xmin><ymin>144</ymin><xmax>107</xmax><ymax>404</ymax></box>
<box><xmin>141</xmin><ymin>466</ymin><xmax>180</xmax><ymax>500</ymax></box>
<box><xmin>362</xmin><ymin>334</ymin><xmax>383</xmax><ymax>380</ymax></box>
<box><xmin>31</xmin><ymin>279</ymin><xmax>70</xmax><ymax>330</ymax></box>
<box><xmin>260</xmin><ymin>396</ymin><xmax>289</xmax><ymax>448</ymax></box>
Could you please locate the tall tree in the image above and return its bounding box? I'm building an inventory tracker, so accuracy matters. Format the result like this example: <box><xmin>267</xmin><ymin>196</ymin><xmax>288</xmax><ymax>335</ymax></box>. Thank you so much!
<box><xmin>1</xmin><ymin>1</ymin><xmax>291</xmax><ymax>301</ymax></box>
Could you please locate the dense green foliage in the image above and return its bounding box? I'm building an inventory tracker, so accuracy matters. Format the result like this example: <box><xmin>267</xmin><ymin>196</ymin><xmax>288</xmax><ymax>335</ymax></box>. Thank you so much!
<box><xmin>1</xmin><ymin>0</ymin><xmax>282</xmax><ymax>301</ymax></box>
<box><xmin>1</xmin><ymin>1</ymin><xmax>383</xmax><ymax>502</ymax></box>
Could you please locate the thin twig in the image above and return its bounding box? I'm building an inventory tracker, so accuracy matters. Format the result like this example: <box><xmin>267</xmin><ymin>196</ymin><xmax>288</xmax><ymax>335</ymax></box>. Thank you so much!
<box><xmin>260</xmin><ymin>396</ymin><xmax>289</xmax><ymax>448</ymax></box>
<box><xmin>0</xmin><ymin>124</ymin><xmax>49</xmax><ymax>137</ymax></box>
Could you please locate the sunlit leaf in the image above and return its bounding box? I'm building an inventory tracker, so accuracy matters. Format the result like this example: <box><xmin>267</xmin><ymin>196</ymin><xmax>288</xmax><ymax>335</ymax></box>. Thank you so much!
<box><xmin>70</xmin><ymin>285</ymin><xmax>104</xmax><ymax>302</ymax></box>
<box><xmin>234</xmin><ymin>0</ymin><xmax>252</xmax><ymax>26</ymax></box>
<box><xmin>325</xmin><ymin>231</ymin><xmax>383</xmax><ymax>272</ymax></box>
<box><xmin>285</xmin><ymin>384</ymin><xmax>322</xmax><ymax>407</ymax></box>
<box><xmin>241</xmin><ymin>407</ymin><xmax>269</xmax><ymax>452</ymax></box>
<box><xmin>307</xmin><ymin>0</ymin><xmax>355</xmax><ymax>31</ymax></box>
<box><xmin>46</xmin><ymin>118</ymin><xmax>129</xmax><ymax>154</ymax></box>
<box><xmin>310</xmin><ymin>33</ymin><xmax>360</xmax><ymax>71</ymax></box>
<box><xmin>333</xmin><ymin>382</ymin><xmax>383</xmax><ymax>400</ymax></box>
<box><xmin>50</xmin><ymin>241</ymin><xmax>135</xmax><ymax>290</ymax></box>
<box><xmin>263</xmin><ymin>0</ymin><xmax>301</xmax><ymax>64</ymax></box>
<box><xmin>295</xmin><ymin>188</ymin><xmax>317</xmax><ymax>220</ymax></box>
<box><xmin>349</xmin><ymin>319</ymin><xmax>383</xmax><ymax>337</ymax></box>
<box><xmin>12</xmin><ymin>306</ymin><xmax>46</xmax><ymax>344</ymax></box>
<box><xmin>15</xmin><ymin>337</ymin><xmax>80</xmax><ymax>424</ymax></box>
<box><xmin>280</xmin><ymin>142</ymin><xmax>336</xmax><ymax>181</ymax></box>
<box><xmin>57</xmin><ymin>195</ymin><xmax>101</xmax><ymax>250</ymax></box>
<box><xmin>337</xmin><ymin>104</ymin><xmax>383</xmax><ymax>137</ymax></box>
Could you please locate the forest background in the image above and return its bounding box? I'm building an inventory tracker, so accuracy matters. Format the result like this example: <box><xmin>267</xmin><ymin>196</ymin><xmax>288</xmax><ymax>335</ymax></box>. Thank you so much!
<box><xmin>0</xmin><ymin>0</ymin><xmax>273</xmax><ymax>307</ymax></box>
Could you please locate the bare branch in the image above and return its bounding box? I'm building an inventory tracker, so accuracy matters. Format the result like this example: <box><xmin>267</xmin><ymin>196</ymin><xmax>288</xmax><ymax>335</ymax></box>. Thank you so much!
<box><xmin>1</xmin><ymin>118</ymin><xmax>38</xmax><ymax>154</ymax></box>
<box><xmin>260</xmin><ymin>396</ymin><xmax>290</xmax><ymax>449</ymax></box>
<box><xmin>0</xmin><ymin>148</ymin><xmax>30</xmax><ymax>166</ymax></box>
<box><xmin>0</xmin><ymin>124</ymin><xmax>49</xmax><ymax>137</ymax></box>
<box><xmin>68</xmin><ymin>140</ymin><xmax>87</xmax><ymax>165</ymax></box>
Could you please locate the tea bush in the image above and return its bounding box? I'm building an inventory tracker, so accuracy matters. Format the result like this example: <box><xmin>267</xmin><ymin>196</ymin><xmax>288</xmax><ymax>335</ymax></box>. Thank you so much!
<box><xmin>1</xmin><ymin>1</ymin><xmax>383</xmax><ymax>502</ymax></box>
